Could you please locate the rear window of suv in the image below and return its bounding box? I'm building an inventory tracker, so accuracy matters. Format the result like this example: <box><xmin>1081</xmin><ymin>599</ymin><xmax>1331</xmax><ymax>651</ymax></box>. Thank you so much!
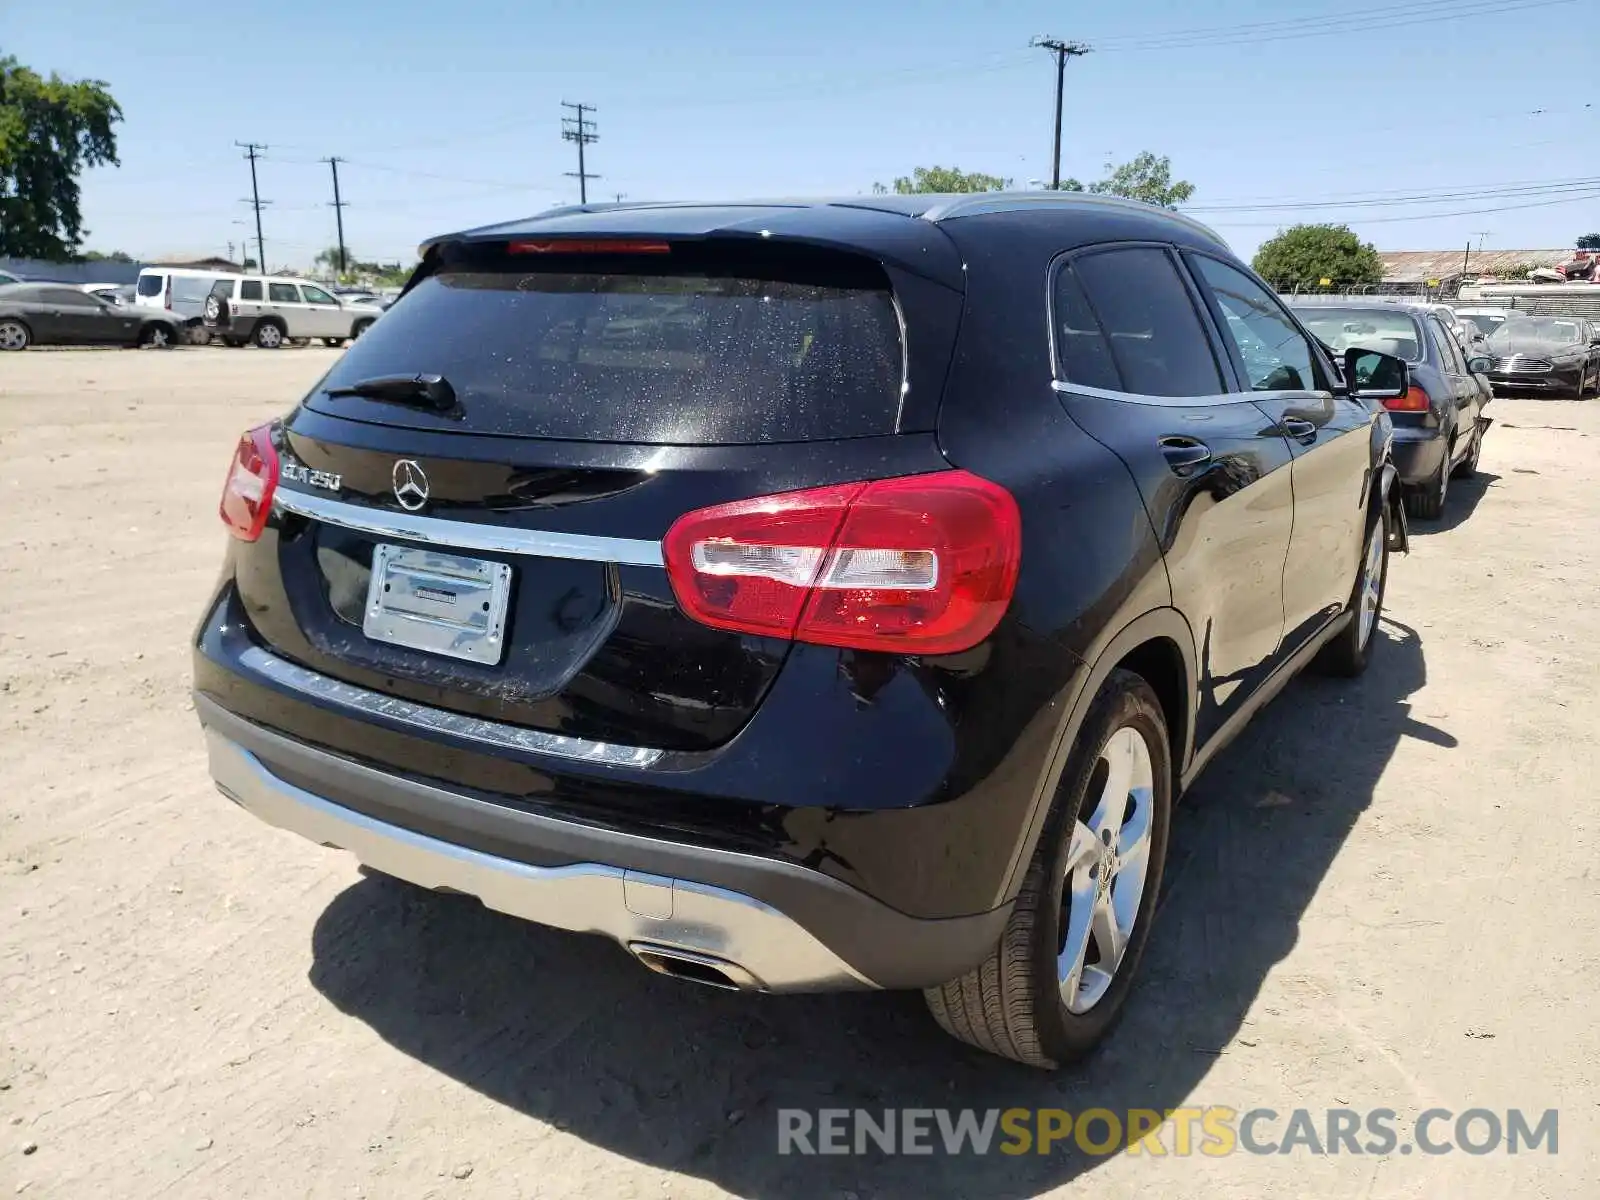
<box><xmin>136</xmin><ymin>274</ymin><xmax>163</xmax><ymax>297</ymax></box>
<box><xmin>313</xmin><ymin>252</ymin><xmax>905</xmax><ymax>444</ymax></box>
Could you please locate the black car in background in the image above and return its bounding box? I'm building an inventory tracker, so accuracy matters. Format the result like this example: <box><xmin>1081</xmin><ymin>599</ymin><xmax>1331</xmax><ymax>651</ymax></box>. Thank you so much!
<box><xmin>1291</xmin><ymin>300</ymin><xmax>1492</xmax><ymax>519</ymax></box>
<box><xmin>1483</xmin><ymin>316</ymin><xmax>1600</xmax><ymax>399</ymax></box>
<box><xmin>192</xmin><ymin>194</ymin><xmax>1411</xmax><ymax>1068</ymax></box>
<box><xmin>0</xmin><ymin>282</ymin><xmax>184</xmax><ymax>350</ymax></box>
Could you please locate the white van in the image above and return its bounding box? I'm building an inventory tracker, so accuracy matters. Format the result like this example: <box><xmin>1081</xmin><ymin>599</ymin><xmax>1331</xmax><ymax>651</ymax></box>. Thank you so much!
<box><xmin>134</xmin><ymin>267</ymin><xmax>239</xmax><ymax>339</ymax></box>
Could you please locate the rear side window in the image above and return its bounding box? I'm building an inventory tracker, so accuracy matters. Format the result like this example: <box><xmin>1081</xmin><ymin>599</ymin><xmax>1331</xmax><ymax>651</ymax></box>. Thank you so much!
<box><xmin>240</xmin><ymin>280</ymin><xmax>263</xmax><ymax>301</ymax></box>
<box><xmin>316</xmin><ymin>262</ymin><xmax>905</xmax><ymax>443</ymax></box>
<box><xmin>268</xmin><ymin>282</ymin><xmax>299</xmax><ymax>303</ymax></box>
<box><xmin>1071</xmin><ymin>248</ymin><xmax>1224</xmax><ymax>397</ymax></box>
<box><xmin>1051</xmin><ymin>265</ymin><xmax>1122</xmax><ymax>390</ymax></box>
<box><xmin>136</xmin><ymin>274</ymin><xmax>163</xmax><ymax>297</ymax></box>
<box><xmin>209</xmin><ymin>279</ymin><xmax>233</xmax><ymax>299</ymax></box>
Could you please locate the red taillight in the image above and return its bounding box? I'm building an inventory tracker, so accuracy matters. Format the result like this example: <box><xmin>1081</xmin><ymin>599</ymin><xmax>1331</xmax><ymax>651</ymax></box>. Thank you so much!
<box><xmin>219</xmin><ymin>424</ymin><xmax>279</xmax><ymax>541</ymax></box>
<box><xmin>1382</xmin><ymin>386</ymin><xmax>1431</xmax><ymax>412</ymax></box>
<box><xmin>507</xmin><ymin>239</ymin><xmax>671</xmax><ymax>255</ymax></box>
<box><xmin>663</xmin><ymin>471</ymin><xmax>1022</xmax><ymax>655</ymax></box>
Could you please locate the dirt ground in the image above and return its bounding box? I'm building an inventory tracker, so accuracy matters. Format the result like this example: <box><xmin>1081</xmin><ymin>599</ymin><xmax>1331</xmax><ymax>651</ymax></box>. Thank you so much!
<box><xmin>2</xmin><ymin>347</ymin><xmax>1597</xmax><ymax>1199</ymax></box>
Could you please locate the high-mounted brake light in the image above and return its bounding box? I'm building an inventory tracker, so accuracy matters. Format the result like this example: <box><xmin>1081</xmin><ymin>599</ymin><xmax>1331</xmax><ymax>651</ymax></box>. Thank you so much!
<box><xmin>507</xmin><ymin>239</ymin><xmax>672</xmax><ymax>255</ymax></box>
<box><xmin>663</xmin><ymin>471</ymin><xmax>1022</xmax><ymax>656</ymax></box>
<box><xmin>1382</xmin><ymin>386</ymin><xmax>1431</xmax><ymax>412</ymax></box>
<box><xmin>219</xmin><ymin>424</ymin><xmax>279</xmax><ymax>541</ymax></box>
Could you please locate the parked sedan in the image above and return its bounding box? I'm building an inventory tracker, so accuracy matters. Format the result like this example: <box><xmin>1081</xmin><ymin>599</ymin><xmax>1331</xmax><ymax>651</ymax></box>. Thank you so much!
<box><xmin>1482</xmin><ymin>317</ymin><xmax>1600</xmax><ymax>398</ymax></box>
<box><xmin>0</xmin><ymin>282</ymin><xmax>184</xmax><ymax>350</ymax></box>
<box><xmin>1292</xmin><ymin>300</ymin><xmax>1491</xmax><ymax>519</ymax></box>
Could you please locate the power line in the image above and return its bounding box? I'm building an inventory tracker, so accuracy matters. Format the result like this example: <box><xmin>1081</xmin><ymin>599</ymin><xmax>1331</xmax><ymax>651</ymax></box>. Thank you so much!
<box><xmin>1098</xmin><ymin>0</ymin><xmax>1575</xmax><ymax>52</ymax></box>
<box><xmin>235</xmin><ymin>141</ymin><xmax>269</xmax><ymax>270</ymax></box>
<box><xmin>561</xmin><ymin>101</ymin><xmax>599</xmax><ymax>204</ymax></box>
<box><xmin>323</xmin><ymin>157</ymin><xmax>349</xmax><ymax>274</ymax></box>
<box><xmin>1207</xmin><ymin>188</ymin><xmax>1600</xmax><ymax>228</ymax></box>
<box><xmin>1030</xmin><ymin>37</ymin><xmax>1091</xmax><ymax>191</ymax></box>
<box><xmin>1187</xmin><ymin>176</ymin><xmax>1600</xmax><ymax>214</ymax></box>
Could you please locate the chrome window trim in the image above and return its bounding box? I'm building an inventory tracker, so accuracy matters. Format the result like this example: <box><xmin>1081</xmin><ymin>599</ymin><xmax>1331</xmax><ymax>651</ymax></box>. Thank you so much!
<box><xmin>236</xmin><ymin>644</ymin><xmax>665</xmax><ymax>768</ymax></box>
<box><xmin>272</xmin><ymin>488</ymin><xmax>665</xmax><ymax>567</ymax></box>
<box><xmin>1049</xmin><ymin>378</ymin><xmax>1330</xmax><ymax>409</ymax></box>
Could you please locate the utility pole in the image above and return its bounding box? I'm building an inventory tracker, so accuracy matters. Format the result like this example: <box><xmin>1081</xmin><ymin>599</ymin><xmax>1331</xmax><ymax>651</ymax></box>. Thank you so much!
<box><xmin>561</xmin><ymin>102</ymin><xmax>599</xmax><ymax>203</ymax></box>
<box><xmin>1029</xmin><ymin>38</ymin><xmax>1091</xmax><ymax>189</ymax></box>
<box><xmin>323</xmin><ymin>156</ymin><xmax>349</xmax><ymax>277</ymax></box>
<box><xmin>236</xmin><ymin>142</ymin><xmax>269</xmax><ymax>271</ymax></box>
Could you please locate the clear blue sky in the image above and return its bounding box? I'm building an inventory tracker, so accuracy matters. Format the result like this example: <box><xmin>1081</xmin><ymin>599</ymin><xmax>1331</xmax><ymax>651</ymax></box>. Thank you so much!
<box><xmin>5</xmin><ymin>0</ymin><xmax>1595</xmax><ymax>270</ymax></box>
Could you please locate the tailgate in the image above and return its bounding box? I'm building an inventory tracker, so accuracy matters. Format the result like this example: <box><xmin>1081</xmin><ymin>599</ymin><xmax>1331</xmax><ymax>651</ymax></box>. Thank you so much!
<box><xmin>230</xmin><ymin>235</ymin><xmax>961</xmax><ymax>753</ymax></box>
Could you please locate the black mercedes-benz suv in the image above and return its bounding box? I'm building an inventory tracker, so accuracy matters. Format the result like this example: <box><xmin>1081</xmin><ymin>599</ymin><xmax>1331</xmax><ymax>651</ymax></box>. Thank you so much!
<box><xmin>193</xmin><ymin>193</ymin><xmax>1410</xmax><ymax>1068</ymax></box>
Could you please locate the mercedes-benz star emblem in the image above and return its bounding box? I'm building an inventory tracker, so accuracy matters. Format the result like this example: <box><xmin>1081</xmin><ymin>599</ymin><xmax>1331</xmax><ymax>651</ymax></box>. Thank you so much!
<box><xmin>392</xmin><ymin>460</ymin><xmax>429</xmax><ymax>512</ymax></box>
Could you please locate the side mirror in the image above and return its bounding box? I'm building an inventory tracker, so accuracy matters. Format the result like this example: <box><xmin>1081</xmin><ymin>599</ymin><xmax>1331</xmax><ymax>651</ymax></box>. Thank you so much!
<box><xmin>1467</xmin><ymin>355</ymin><xmax>1493</xmax><ymax>374</ymax></box>
<box><xmin>1344</xmin><ymin>347</ymin><xmax>1409</xmax><ymax>399</ymax></box>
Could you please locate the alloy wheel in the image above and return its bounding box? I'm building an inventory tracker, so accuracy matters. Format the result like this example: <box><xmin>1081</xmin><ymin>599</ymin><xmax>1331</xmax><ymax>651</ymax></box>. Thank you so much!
<box><xmin>0</xmin><ymin>321</ymin><xmax>27</xmax><ymax>351</ymax></box>
<box><xmin>258</xmin><ymin>324</ymin><xmax>283</xmax><ymax>349</ymax></box>
<box><xmin>1057</xmin><ymin>725</ymin><xmax>1155</xmax><ymax>1014</ymax></box>
<box><xmin>1358</xmin><ymin>522</ymin><xmax>1383</xmax><ymax>649</ymax></box>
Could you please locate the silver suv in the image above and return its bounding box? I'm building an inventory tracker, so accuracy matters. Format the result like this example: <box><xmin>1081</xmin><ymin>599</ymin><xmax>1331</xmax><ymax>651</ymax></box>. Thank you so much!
<box><xmin>203</xmin><ymin>275</ymin><xmax>385</xmax><ymax>348</ymax></box>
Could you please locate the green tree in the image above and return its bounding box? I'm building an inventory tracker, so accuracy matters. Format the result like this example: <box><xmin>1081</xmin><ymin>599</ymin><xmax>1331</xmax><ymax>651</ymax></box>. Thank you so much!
<box><xmin>1079</xmin><ymin>151</ymin><xmax>1195</xmax><ymax>209</ymax></box>
<box><xmin>1252</xmin><ymin>224</ymin><xmax>1384</xmax><ymax>291</ymax></box>
<box><xmin>873</xmin><ymin>165</ymin><xmax>1010</xmax><ymax>195</ymax></box>
<box><xmin>78</xmin><ymin>248</ymin><xmax>133</xmax><ymax>263</ymax></box>
<box><xmin>1577</xmin><ymin>233</ymin><xmax>1600</xmax><ymax>251</ymax></box>
<box><xmin>0</xmin><ymin>56</ymin><xmax>122</xmax><ymax>259</ymax></box>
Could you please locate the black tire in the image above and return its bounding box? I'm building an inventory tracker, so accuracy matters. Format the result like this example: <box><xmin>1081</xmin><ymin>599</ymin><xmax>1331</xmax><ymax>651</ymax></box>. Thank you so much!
<box><xmin>924</xmin><ymin>670</ymin><xmax>1172</xmax><ymax>1069</ymax></box>
<box><xmin>1314</xmin><ymin>498</ymin><xmax>1390</xmax><ymax>677</ymax></box>
<box><xmin>1452</xmin><ymin>424</ymin><xmax>1482</xmax><ymax>479</ymax></box>
<box><xmin>203</xmin><ymin>293</ymin><xmax>229</xmax><ymax>324</ymax></box>
<box><xmin>351</xmin><ymin>318</ymin><xmax>374</xmax><ymax>340</ymax></box>
<box><xmin>1405</xmin><ymin>445</ymin><xmax>1449</xmax><ymax>520</ymax></box>
<box><xmin>0</xmin><ymin>318</ymin><xmax>31</xmax><ymax>351</ymax></box>
<box><xmin>323</xmin><ymin>337</ymin><xmax>346</xmax><ymax>348</ymax></box>
<box><xmin>253</xmin><ymin>320</ymin><xmax>286</xmax><ymax>349</ymax></box>
<box><xmin>139</xmin><ymin>322</ymin><xmax>176</xmax><ymax>348</ymax></box>
<box><xmin>222</xmin><ymin>336</ymin><xmax>245</xmax><ymax>348</ymax></box>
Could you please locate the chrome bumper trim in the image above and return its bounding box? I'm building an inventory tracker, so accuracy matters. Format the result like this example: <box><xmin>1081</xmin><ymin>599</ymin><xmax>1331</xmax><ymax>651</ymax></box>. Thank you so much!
<box><xmin>204</xmin><ymin>730</ymin><xmax>872</xmax><ymax>992</ymax></box>
<box><xmin>237</xmin><ymin>644</ymin><xmax>664</xmax><ymax>768</ymax></box>
<box><xmin>272</xmin><ymin>488</ymin><xmax>665</xmax><ymax>567</ymax></box>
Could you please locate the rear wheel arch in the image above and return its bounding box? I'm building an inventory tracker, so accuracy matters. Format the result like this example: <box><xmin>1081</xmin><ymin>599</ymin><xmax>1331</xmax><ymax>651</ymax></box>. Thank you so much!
<box><xmin>1000</xmin><ymin>607</ymin><xmax>1197</xmax><ymax>904</ymax></box>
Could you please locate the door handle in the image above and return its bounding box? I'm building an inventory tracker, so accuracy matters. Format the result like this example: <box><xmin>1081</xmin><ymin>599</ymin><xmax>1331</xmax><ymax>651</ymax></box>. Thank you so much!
<box><xmin>1159</xmin><ymin>436</ymin><xmax>1212</xmax><ymax>473</ymax></box>
<box><xmin>1280</xmin><ymin>417</ymin><xmax>1318</xmax><ymax>442</ymax></box>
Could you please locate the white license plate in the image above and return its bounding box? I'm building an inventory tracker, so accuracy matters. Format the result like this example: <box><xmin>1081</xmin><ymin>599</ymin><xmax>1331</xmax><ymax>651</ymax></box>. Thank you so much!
<box><xmin>363</xmin><ymin>544</ymin><xmax>513</xmax><ymax>665</ymax></box>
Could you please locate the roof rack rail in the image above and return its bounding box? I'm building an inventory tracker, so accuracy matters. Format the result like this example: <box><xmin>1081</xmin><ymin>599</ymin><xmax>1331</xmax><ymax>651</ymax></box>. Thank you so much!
<box><xmin>919</xmin><ymin>190</ymin><xmax>1226</xmax><ymax>245</ymax></box>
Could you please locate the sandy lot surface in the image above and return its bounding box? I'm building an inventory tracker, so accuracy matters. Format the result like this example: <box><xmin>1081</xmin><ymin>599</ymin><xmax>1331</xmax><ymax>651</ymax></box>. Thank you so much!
<box><xmin>2</xmin><ymin>347</ymin><xmax>1597</xmax><ymax>1199</ymax></box>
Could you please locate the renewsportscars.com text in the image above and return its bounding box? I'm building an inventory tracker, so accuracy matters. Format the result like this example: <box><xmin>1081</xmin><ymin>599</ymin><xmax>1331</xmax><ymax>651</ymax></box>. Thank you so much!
<box><xmin>777</xmin><ymin>1107</ymin><xmax>1558</xmax><ymax>1157</ymax></box>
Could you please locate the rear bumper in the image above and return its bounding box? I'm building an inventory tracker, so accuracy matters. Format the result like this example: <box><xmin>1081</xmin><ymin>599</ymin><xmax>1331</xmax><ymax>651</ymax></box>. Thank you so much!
<box><xmin>1389</xmin><ymin>427</ymin><xmax>1446</xmax><ymax>485</ymax></box>
<box><xmin>197</xmin><ymin>695</ymin><xmax>1009</xmax><ymax>991</ymax></box>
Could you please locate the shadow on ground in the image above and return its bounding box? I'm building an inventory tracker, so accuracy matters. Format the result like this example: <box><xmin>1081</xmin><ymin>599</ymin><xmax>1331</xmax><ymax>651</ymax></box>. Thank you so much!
<box><xmin>1409</xmin><ymin>470</ymin><xmax>1500</xmax><ymax>535</ymax></box>
<box><xmin>308</xmin><ymin>620</ymin><xmax>1448</xmax><ymax>1198</ymax></box>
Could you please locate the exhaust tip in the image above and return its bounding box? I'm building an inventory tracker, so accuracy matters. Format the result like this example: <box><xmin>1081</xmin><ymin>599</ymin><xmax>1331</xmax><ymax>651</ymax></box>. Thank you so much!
<box><xmin>628</xmin><ymin>943</ymin><xmax>758</xmax><ymax>992</ymax></box>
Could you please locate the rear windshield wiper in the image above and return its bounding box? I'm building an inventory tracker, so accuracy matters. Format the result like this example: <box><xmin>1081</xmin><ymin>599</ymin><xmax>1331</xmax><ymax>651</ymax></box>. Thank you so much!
<box><xmin>323</xmin><ymin>373</ymin><xmax>458</xmax><ymax>414</ymax></box>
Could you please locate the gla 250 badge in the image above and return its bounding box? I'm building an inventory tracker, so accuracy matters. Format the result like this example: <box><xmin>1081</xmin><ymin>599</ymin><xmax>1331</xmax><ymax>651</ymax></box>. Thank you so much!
<box><xmin>279</xmin><ymin>460</ymin><xmax>342</xmax><ymax>491</ymax></box>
